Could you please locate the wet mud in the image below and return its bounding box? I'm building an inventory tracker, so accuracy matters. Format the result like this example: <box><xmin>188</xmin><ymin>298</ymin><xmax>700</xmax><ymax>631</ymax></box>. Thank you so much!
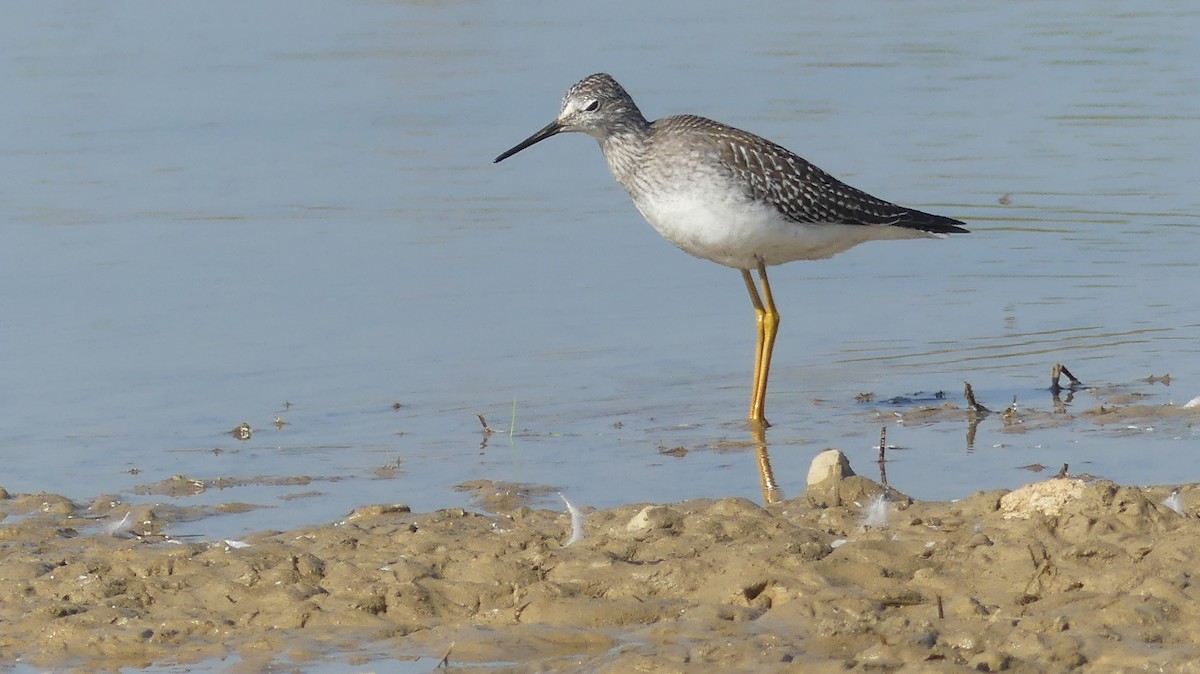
<box><xmin>3</xmin><ymin>466</ymin><xmax>1200</xmax><ymax>672</ymax></box>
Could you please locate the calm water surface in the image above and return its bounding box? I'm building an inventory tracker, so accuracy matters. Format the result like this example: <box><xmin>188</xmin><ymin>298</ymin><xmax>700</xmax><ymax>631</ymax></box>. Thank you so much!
<box><xmin>3</xmin><ymin>0</ymin><xmax>1199</xmax><ymax>546</ymax></box>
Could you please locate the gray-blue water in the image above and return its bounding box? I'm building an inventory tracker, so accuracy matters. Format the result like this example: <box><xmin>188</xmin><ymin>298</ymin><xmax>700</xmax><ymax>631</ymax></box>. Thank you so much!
<box><xmin>4</xmin><ymin>1</ymin><xmax>1199</xmax><ymax>671</ymax></box>
<box><xmin>3</xmin><ymin>0</ymin><xmax>1199</xmax><ymax>614</ymax></box>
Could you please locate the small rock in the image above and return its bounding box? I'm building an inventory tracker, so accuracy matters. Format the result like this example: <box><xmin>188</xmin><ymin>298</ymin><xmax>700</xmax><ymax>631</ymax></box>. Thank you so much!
<box><xmin>968</xmin><ymin>650</ymin><xmax>1012</xmax><ymax>672</ymax></box>
<box><xmin>805</xmin><ymin>449</ymin><xmax>857</xmax><ymax>508</ymax></box>
<box><xmin>967</xmin><ymin>532</ymin><xmax>993</xmax><ymax>548</ymax></box>
<box><xmin>625</xmin><ymin>505</ymin><xmax>683</xmax><ymax>535</ymax></box>
<box><xmin>344</xmin><ymin>504</ymin><xmax>412</xmax><ymax>521</ymax></box>
<box><xmin>999</xmin><ymin>479</ymin><xmax>1085</xmax><ymax>518</ymax></box>
<box><xmin>806</xmin><ymin>449</ymin><xmax>855</xmax><ymax>486</ymax></box>
<box><xmin>910</xmin><ymin>631</ymin><xmax>938</xmax><ymax>649</ymax></box>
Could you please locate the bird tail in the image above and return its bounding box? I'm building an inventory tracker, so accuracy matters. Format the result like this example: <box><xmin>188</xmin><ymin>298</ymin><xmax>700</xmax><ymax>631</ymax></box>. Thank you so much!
<box><xmin>895</xmin><ymin>209</ymin><xmax>969</xmax><ymax>235</ymax></box>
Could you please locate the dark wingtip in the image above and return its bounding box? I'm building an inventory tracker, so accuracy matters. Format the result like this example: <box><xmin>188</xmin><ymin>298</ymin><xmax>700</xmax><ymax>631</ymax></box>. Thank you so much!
<box><xmin>900</xmin><ymin>211</ymin><xmax>969</xmax><ymax>235</ymax></box>
<box><xmin>929</xmin><ymin>220</ymin><xmax>970</xmax><ymax>235</ymax></box>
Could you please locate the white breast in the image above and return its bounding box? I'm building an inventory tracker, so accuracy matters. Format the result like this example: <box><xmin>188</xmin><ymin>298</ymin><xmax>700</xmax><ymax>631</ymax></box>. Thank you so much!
<box><xmin>629</xmin><ymin>187</ymin><xmax>933</xmax><ymax>269</ymax></box>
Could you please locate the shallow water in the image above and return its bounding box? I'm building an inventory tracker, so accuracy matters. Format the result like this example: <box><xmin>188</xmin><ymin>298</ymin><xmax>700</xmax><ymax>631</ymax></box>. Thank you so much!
<box><xmin>3</xmin><ymin>0</ymin><xmax>1199</xmax><ymax>557</ymax></box>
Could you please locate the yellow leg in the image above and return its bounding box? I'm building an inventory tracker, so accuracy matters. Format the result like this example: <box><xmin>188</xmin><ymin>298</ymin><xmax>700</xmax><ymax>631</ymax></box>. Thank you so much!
<box><xmin>734</xmin><ymin>267</ymin><xmax>763</xmax><ymax>419</ymax></box>
<box><xmin>742</xmin><ymin>260</ymin><xmax>780</xmax><ymax>426</ymax></box>
<box><xmin>755</xmin><ymin>260</ymin><xmax>780</xmax><ymax>422</ymax></box>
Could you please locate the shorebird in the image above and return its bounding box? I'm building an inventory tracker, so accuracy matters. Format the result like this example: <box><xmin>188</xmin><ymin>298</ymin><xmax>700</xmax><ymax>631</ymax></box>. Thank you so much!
<box><xmin>494</xmin><ymin>73</ymin><xmax>967</xmax><ymax>426</ymax></box>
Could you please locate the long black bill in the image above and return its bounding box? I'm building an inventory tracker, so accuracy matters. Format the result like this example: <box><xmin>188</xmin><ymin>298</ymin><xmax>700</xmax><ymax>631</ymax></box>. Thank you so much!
<box><xmin>494</xmin><ymin>120</ymin><xmax>563</xmax><ymax>163</ymax></box>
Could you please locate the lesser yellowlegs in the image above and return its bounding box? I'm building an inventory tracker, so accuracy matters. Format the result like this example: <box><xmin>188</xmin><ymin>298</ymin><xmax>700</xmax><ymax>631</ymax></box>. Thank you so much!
<box><xmin>495</xmin><ymin>73</ymin><xmax>968</xmax><ymax>426</ymax></box>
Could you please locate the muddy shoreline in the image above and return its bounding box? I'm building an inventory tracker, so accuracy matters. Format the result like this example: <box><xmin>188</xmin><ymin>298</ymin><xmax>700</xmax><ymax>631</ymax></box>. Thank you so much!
<box><xmin>2</xmin><ymin>465</ymin><xmax>1199</xmax><ymax>673</ymax></box>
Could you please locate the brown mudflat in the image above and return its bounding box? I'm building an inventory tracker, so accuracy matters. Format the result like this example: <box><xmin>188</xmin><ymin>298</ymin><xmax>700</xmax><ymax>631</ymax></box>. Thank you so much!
<box><xmin>1</xmin><ymin>469</ymin><xmax>1199</xmax><ymax>673</ymax></box>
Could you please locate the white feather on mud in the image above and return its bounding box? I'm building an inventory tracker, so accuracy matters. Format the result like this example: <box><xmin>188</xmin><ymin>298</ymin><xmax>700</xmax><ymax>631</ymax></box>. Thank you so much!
<box><xmin>560</xmin><ymin>493</ymin><xmax>584</xmax><ymax>547</ymax></box>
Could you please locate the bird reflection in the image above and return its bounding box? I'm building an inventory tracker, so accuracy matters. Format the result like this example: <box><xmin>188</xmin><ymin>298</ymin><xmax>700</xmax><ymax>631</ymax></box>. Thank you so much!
<box><xmin>752</xmin><ymin>426</ymin><xmax>783</xmax><ymax>504</ymax></box>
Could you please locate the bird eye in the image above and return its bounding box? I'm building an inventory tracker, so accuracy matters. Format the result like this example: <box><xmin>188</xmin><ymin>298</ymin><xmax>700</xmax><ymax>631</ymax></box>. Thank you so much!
<box><xmin>584</xmin><ymin>100</ymin><xmax>600</xmax><ymax>112</ymax></box>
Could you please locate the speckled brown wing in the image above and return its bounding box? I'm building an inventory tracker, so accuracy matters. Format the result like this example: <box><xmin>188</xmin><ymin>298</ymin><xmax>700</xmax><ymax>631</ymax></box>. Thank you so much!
<box><xmin>666</xmin><ymin>115</ymin><xmax>966</xmax><ymax>234</ymax></box>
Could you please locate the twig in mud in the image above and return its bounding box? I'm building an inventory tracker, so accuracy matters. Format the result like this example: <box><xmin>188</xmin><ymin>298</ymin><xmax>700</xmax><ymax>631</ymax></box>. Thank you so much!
<box><xmin>1052</xmin><ymin>390</ymin><xmax>1069</xmax><ymax>414</ymax></box>
<box><xmin>1001</xmin><ymin>396</ymin><xmax>1018</xmax><ymax>425</ymax></box>
<box><xmin>1059</xmin><ymin>364</ymin><xmax>1081</xmax><ymax>387</ymax></box>
<box><xmin>1050</xmin><ymin>363</ymin><xmax>1083</xmax><ymax>394</ymax></box>
<box><xmin>963</xmin><ymin>381</ymin><xmax>991</xmax><ymax>416</ymax></box>
<box><xmin>230</xmin><ymin>422</ymin><xmax>252</xmax><ymax>441</ymax></box>
<box><xmin>478</xmin><ymin>414</ymin><xmax>498</xmax><ymax>450</ymax></box>
<box><xmin>1055</xmin><ymin>463</ymin><xmax>1069</xmax><ymax>479</ymax></box>
<box><xmin>1022</xmin><ymin>548</ymin><xmax>1055</xmax><ymax>605</ymax></box>
<box><xmin>937</xmin><ymin>594</ymin><xmax>945</xmax><ymax>620</ymax></box>
<box><xmin>876</xmin><ymin>426</ymin><xmax>889</xmax><ymax>488</ymax></box>
<box><xmin>965</xmin><ymin>413</ymin><xmax>981</xmax><ymax>449</ymax></box>
<box><xmin>438</xmin><ymin>642</ymin><xmax>454</xmax><ymax>668</ymax></box>
<box><xmin>513</xmin><ymin>600</ymin><xmax>532</xmax><ymax>622</ymax></box>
